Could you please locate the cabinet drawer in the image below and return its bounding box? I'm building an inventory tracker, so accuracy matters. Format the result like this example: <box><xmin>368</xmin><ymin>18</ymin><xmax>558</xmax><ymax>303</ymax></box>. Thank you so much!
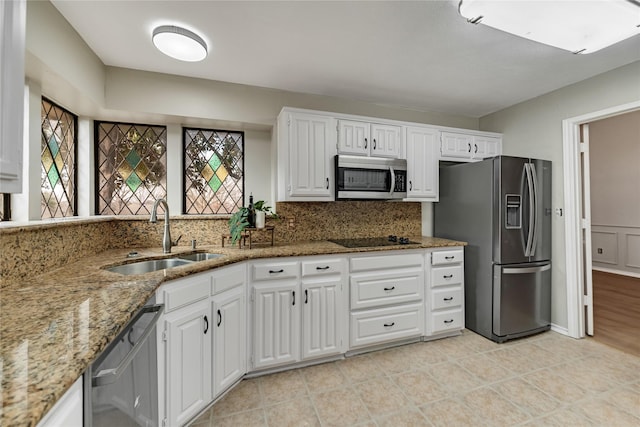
<box><xmin>431</xmin><ymin>287</ymin><xmax>463</xmax><ymax>310</ymax></box>
<box><xmin>301</xmin><ymin>258</ymin><xmax>345</xmax><ymax>277</ymax></box>
<box><xmin>351</xmin><ymin>271</ymin><xmax>423</xmax><ymax>310</ymax></box>
<box><xmin>351</xmin><ymin>253</ymin><xmax>423</xmax><ymax>272</ymax></box>
<box><xmin>350</xmin><ymin>303</ymin><xmax>424</xmax><ymax>348</ymax></box>
<box><xmin>251</xmin><ymin>262</ymin><xmax>298</xmax><ymax>281</ymax></box>
<box><xmin>162</xmin><ymin>273</ymin><xmax>210</xmax><ymax>313</ymax></box>
<box><xmin>211</xmin><ymin>264</ymin><xmax>245</xmax><ymax>295</ymax></box>
<box><xmin>431</xmin><ymin>266</ymin><xmax>463</xmax><ymax>288</ymax></box>
<box><xmin>431</xmin><ymin>309</ymin><xmax>463</xmax><ymax>333</ymax></box>
<box><xmin>431</xmin><ymin>249</ymin><xmax>463</xmax><ymax>265</ymax></box>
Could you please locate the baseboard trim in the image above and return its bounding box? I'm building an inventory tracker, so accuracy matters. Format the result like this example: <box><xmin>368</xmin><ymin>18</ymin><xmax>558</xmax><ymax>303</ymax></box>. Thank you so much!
<box><xmin>550</xmin><ymin>323</ymin><xmax>569</xmax><ymax>336</ymax></box>
<box><xmin>592</xmin><ymin>266</ymin><xmax>640</xmax><ymax>279</ymax></box>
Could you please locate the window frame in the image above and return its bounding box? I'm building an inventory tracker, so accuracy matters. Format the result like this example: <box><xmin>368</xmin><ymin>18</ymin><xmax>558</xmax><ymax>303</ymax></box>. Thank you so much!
<box><xmin>41</xmin><ymin>96</ymin><xmax>78</xmax><ymax>219</ymax></box>
<box><xmin>182</xmin><ymin>127</ymin><xmax>245</xmax><ymax>215</ymax></box>
<box><xmin>94</xmin><ymin>120</ymin><xmax>168</xmax><ymax>216</ymax></box>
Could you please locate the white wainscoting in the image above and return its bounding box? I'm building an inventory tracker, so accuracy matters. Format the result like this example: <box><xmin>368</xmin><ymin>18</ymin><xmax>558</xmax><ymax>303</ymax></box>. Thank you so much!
<box><xmin>592</xmin><ymin>225</ymin><xmax>640</xmax><ymax>277</ymax></box>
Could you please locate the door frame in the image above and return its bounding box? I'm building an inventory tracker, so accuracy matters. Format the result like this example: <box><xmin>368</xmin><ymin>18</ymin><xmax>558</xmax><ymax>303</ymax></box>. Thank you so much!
<box><xmin>562</xmin><ymin>100</ymin><xmax>640</xmax><ymax>338</ymax></box>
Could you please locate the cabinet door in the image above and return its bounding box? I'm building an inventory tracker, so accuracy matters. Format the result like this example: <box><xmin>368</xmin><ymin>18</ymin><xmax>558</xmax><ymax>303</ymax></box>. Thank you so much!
<box><xmin>288</xmin><ymin>113</ymin><xmax>336</xmax><ymax>200</ymax></box>
<box><xmin>473</xmin><ymin>136</ymin><xmax>502</xmax><ymax>159</ymax></box>
<box><xmin>406</xmin><ymin>126</ymin><xmax>438</xmax><ymax>200</ymax></box>
<box><xmin>440</xmin><ymin>132</ymin><xmax>473</xmax><ymax>159</ymax></box>
<box><xmin>0</xmin><ymin>0</ymin><xmax>25</xmax><ymax>193</ymax></box>
<box><xmin>252</xmin><ymin>282</ymin><xmax>300</xmax><ymax>369</ymax></box>
<box><xmin>302</xmin><ymin>279</ymin><xmax>343</xmax><ymax>360</ymax></box>
<box><xmin>212</xmin><ymin>286</ymin><xmax>245</xmax><ymax>396</ymax></box>
<box><xmin>165</xmin><ymin>300</ymin><xmax>211</xmax><ymax>427</ymax></box>
<box><xmin>338</xmin><ymin>119</ymin><xmax>369</xmax><ymax>155</ymax></box>
<box><xmin>371</xmin><ymin>124</ymin><xmax>401</xmax><ymax>158</ymax></box>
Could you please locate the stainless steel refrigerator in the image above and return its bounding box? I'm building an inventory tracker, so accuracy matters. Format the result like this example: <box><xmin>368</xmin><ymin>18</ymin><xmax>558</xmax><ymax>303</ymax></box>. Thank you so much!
<box><xmin>434</xmin><ymin>156</ymin><xmax>551</xmax><ymax>342</ymax></box>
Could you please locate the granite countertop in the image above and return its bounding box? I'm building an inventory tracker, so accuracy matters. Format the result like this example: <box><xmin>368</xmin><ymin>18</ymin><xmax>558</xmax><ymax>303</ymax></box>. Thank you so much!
<box><xmin>0</xmin><ymin>236</ymin><xmax>465</xmax><ymax>426</ymax></box>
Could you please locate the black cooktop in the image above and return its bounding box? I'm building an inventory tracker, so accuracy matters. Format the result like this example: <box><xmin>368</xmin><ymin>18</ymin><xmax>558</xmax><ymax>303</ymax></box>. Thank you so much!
<box><xmin>329</xmin><ymin>236</ymin><xmax>420</xmax><ymax>249</ymax></box>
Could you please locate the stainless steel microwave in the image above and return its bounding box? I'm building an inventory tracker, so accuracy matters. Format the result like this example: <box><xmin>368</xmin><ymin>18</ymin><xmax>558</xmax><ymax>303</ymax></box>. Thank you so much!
<box><xmin>335</xmin><ymin>155</ymin><xmax>407</xmax><ymax>200</ymax></box>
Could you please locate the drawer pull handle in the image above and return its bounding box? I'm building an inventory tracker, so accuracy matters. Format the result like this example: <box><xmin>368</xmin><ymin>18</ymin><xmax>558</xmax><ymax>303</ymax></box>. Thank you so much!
<box><xmin>383</xmin><ymin>322</ymin><xmax>395</xmax><ymax>327</ymax></box>
<box><xmin>316</xmin><ymin>266</ymin><xmax>330</xmax><ymax>270</ymax></box>
<box><xmin>383</xmin><ymin>286</ymin><xmax>395</xmax><ymax>291</ymax></box>
<box><xmin>445</xmin><ymin>256</ymin><xmax>455</xmax><ymax>260</ymax></box>
<box><xmin>444</xmin><ymin>319</ymin><xmax>454</xmax><ymax>324</ymax></box>
<box><xmin>443</xmin><ymin>297</ymin><xmax>454</xmax><ymax>301</ymax></box>
<box><xmin>269</xmin><ymin>269</ymin><xmax>284</xmax><ymax>274</ymax></box>
<box><xmin>443</xmin><ymin>274</ymin><xmax>453</xmax><ymax>279</ymax></box>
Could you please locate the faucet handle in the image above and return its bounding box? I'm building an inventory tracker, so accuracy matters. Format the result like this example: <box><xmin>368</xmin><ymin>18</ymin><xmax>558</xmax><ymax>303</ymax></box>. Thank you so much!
<box><xmin>172</xmin><ymin>235</ymin><xmax>183</xmax><ymax>246</ymax></box>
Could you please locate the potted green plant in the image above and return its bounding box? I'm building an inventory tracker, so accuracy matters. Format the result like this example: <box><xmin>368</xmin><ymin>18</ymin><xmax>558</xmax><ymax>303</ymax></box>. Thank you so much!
<box><xmin>228</xmin><ymin>200</ymin><xmax>278</xmax><ymax>245</ymax></box>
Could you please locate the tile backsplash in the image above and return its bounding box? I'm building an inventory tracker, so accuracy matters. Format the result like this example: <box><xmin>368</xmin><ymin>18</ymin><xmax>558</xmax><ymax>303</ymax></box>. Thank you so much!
<box><xmin>0</xmin><ymin>201</ymin><xmax>422</xmax><ymax>283</ymax></box>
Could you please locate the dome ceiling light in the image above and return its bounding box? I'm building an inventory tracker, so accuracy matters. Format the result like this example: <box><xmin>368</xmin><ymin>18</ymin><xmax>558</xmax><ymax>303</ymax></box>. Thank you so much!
<box><xmin>152</xmin><ymin>25</ymin><xmax>208</xmax><ymax>62</ymax></box>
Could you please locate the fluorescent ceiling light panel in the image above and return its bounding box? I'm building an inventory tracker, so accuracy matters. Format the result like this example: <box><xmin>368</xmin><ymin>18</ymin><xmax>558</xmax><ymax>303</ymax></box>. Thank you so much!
<box><xmin>458</xmin><ymin>0</ymin><xmax>640</xmax><ymax>54</ymax></box>
<box><xmin>152</xmin><ymin>25</ymin><xmax>207</xmax><ymax>62</ymax></box>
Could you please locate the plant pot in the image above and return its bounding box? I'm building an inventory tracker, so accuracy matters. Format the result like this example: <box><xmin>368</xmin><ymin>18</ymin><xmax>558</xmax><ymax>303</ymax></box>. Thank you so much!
<box><xmin>255</xmin><ymin>211</ymin><xmax>266</xmax><ymax>228</ymax></box>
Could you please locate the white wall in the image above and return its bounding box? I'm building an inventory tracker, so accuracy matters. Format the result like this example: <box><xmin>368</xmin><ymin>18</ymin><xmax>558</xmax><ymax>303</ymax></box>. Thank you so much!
<box><xmin>479</xmin><ymin>60</ymin><xmax>640</xmax><ymax>330</ymax></box>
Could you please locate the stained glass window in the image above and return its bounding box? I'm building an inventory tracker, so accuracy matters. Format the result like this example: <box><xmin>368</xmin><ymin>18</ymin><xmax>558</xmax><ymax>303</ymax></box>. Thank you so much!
<box><xmin>0</xmin><ymin>193</ymin><xmax>9</xmax><ymax>221</ymax></box>
<box><xmin>184</xmin><ymin>128</ymin><xmax>244</xmax><ymax>214</ymax></box>
<box><xmin>96</xmin><ymin>121</ymin><xmax>167</xmax><ymax>215</ymax></box>
<box><xmin>41</xmin><ymin>98</ymin><xmax>76</xmax><ymax>219</ymax></box>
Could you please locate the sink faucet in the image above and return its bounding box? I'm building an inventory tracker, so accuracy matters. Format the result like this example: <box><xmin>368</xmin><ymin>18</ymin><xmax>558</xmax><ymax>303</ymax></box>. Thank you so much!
<box><xmin>150</xmin><ymin>198</ymin><xmax>180</xmax><ymax>253</ymax></box>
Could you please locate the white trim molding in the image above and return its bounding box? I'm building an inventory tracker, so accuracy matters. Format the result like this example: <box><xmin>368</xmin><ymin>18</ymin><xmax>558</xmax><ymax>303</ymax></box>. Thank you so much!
<box><xmin>562</xmin><ymin>100</ymin><xmax>640</xmax><ymax>339</ymax></box>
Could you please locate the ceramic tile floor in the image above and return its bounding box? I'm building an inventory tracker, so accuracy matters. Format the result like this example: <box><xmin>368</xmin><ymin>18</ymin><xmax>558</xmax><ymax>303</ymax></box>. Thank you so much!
<box><xmin>190</xmin><ymin>330</ymin><xmax>640</xmax><ymax>427</ymax></box>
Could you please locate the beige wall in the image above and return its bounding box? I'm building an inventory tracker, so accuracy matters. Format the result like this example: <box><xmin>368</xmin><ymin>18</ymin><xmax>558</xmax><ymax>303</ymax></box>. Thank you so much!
<box><xmin>589</xmin><ymin>110</ymin><xmax>640</xmax><ymax>227</ymax></box>
<box><xmin>479</xmin><ymin>60</ymin><xmax>640</xmax><ymax>330</ymax></box>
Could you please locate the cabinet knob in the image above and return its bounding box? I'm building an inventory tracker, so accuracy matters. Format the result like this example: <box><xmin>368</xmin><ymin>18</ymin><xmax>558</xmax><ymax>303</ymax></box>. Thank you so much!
<box><xmin>364</xmin><ymin>138</ymin><xmax>368</xmax><ymax>149</ymax></box>
<box><xmin>305</xmin><ymin>289</ymin><xmax>308</xmax><ymax>304</ymax></box>
<box><xmin>409</xmin><ymin>181</ymin><xmax>412</xmax><ymax>191</ymax></box>
<box><xmin>217</xmin><ymin>309</ymin><xmax>222</xmax><ymax>327</ymax></box>
<box><xmin>468</xmin><ymin>143</ymin><xmax>471</xmax><ymax>153</ymax></box>
<box><xmin>474</xmin><ymin>144</ymin><xmax>478</xmax><ymax>153</ymax></box>
<box><xmin>292</xmin><ymin>290</ymin><xmax>295</xmax><ymax>306</ymax></box>
<box><xmin>203</xmin><ymin>315</ymin><xmax>209</xmax><ymax>334</ymax></box>
<box><xmin>373</xmin><ymin>139</ymin><xmax>376</xmax><ymax>149</ymax></box>
<box><xmin>326</xmin><ymin>177</ymin><xmax>329</xmax><ymax>189</ymax></box>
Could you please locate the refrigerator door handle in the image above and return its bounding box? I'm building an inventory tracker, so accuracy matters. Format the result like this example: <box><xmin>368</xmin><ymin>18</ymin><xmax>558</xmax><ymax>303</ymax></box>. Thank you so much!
<box><xmin>503</xmin><ymin>264</ymin><xmax>551</xmax><ymax>274</ymax></box>
<box><xmin>530</xmin><ymin>163</ymin><xmax>539</xmax><ymax>256</ymax></box>
<box><xmin>524</xmin><ymin>163</ymin><xmax>535</xmax><ymax>257</ymax></box>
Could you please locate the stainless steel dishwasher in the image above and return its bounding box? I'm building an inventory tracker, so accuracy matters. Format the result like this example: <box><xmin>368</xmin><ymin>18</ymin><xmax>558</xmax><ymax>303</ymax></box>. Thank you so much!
<box><xmin>84</xmin><ymin>298</ymin><xmax>164</xmax><ymax>427</ymax></box>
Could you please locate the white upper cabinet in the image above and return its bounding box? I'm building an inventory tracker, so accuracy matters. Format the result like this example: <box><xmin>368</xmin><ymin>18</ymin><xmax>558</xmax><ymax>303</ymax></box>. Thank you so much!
<box><xmin>440</xmin><ymin>131</ymin><xmax>502</xmax><ymax>161</ymax></box>
<box><xmin>0</xmin><ymin>0</ymin><xmax>26</xmax><ymax>193</ymax></box>
<box><xmin>277</xmin><ymin>110</ymin><xmax>336</xmax><ymax>201</ymax></box>
<box><xmin>338</xmin><ymin>119</ymin><xmax>401</xmax><ymax>158</ymax></box>
<box><xmin>405</xmin><ymin>126</ymin><xmax>439</xmax><ymax>201</ymax></box>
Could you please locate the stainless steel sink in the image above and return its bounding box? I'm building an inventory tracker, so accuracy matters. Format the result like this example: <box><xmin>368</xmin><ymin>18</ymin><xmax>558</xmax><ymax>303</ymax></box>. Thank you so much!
<box><xmin>105</xmin><ymin>258</ymin><xmax>193</xmax><ymax>275</ymax></box>
<box><xmin>176</xmin><ymin>253</ymin><xmax>223</xmax><ymax>262</ymax></box>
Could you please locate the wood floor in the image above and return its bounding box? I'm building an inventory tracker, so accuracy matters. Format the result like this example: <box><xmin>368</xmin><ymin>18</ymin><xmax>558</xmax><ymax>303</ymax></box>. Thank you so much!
<box><xmin>592</xmin><ymin>270</ymin><xmax>640</xmax><ymax>357</ymax></box>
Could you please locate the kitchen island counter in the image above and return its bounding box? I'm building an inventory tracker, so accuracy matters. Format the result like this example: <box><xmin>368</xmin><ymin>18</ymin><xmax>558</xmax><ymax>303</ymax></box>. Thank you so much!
<box><xmin>0</xmin><ymin>236</ymin><xmax>465</xmax><ymax>426</ymax></box>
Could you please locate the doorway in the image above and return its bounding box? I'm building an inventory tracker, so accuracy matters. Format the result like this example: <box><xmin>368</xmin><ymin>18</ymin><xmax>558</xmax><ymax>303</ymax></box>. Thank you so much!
<box><xmin>562</xmin><ymin>100</ymin><xmax>640</xmax><ymax>341</ymax></box>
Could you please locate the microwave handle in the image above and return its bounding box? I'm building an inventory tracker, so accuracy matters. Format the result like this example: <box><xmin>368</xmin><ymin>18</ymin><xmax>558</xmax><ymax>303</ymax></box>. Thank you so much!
<box><xmin>389</xmin><ymin>166</ymin><xmax>396</xmax><ymax>196</ymax></box>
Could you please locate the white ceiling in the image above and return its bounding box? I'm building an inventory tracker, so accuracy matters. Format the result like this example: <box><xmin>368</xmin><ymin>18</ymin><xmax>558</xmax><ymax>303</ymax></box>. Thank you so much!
<box><xmin>50</xmin><ymin>0</ymin><xmax>640</xmax><ymax>118</ymax></box>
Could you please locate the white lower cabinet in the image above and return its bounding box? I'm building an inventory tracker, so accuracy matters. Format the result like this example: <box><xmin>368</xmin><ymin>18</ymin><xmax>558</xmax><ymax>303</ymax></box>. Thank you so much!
<box><xmin>250</xmin><ymin>256</ymin><xmax>346</xmax><ymax>371</ymax></box>
<box><xmin>348</xmin><ymin>251</ymin><xmax>425</xmax><ymax>350</ymax></box>
<box><xmin>164</xmin><ymin>299</ymin><xmax>212</xmax><ymax>427</ymax></box>
<box><xmin>158</xmin><ymin>265</ymin><xmax>246</xmax><ymax>427</ymax></box>
<box><xmin>37</xmin><ymin>376</ymin><xmax>83</xmax><ymax>427</ymax></box>
<box><xmin>252</xmin><ymin>281</ymin><xmax>301</xmax><ymax>370</ymax></box>
<box><xmin>212</xmin><ymin>285</ymin><xmax>245</xmax><ymax>396</ymax></box>
<box><xmin>426</xmin><ymin>247</ymin><xmax>465</xmax><ymax>336</ymax></box>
